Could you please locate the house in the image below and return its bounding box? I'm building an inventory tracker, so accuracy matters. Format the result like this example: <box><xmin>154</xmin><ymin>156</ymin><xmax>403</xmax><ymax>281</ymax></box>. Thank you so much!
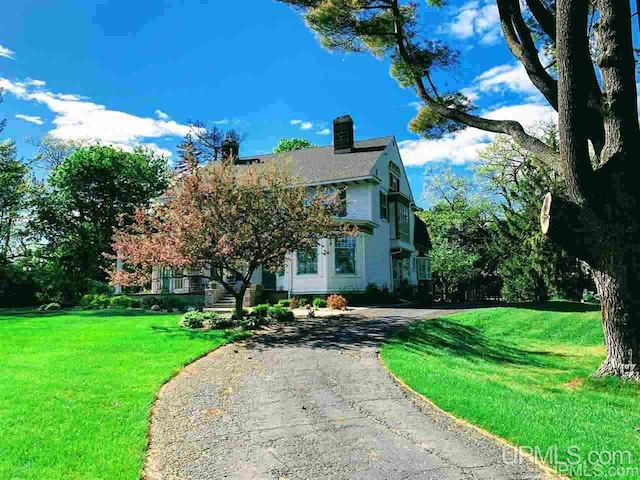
<box><xmin>147</xmin><ymin>115</ymin><xmax>432</xmax><ymax>302</ymax></box>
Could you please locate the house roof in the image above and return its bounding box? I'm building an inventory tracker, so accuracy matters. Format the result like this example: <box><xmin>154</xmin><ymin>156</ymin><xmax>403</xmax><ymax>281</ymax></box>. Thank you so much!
<box><xmin>237</xmin><ymin>136</ymin><xmax>393</xmax><ymax>184</ymax></box>
<box><xmin>413</xmin><ymin>214</ymin><xmax>432</xmax><ymax>252</ymax></box>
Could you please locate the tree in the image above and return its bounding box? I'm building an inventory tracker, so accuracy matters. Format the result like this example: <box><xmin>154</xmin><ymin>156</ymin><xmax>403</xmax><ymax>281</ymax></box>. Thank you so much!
<box><xmin>174</xmin><ymin>121</ymin><xmax>245</xmax><ymax>172</ymax></box>
<box><xmin>280</xmin><ymin>0</ymin><xmax>640</xmax><ymax>378</ymax></box>
<box><xmin>477</xmin><ymin>130</ymin><xmax>591</xmax><ymax>302</ymax></box>
<box><xmin>110</xmin><ymin>156</ymin><xmax>351</xmax><ymax>319</ymax></box>
<box><xmin>27</xmin><ymin>135</ymin><xmax>87</xmax><ymax>170</ymax></box>
<box><xmin>273</xmin><ymin>138</ymin><xmax>318</xmax><ymax>153</ymax></box>
<box><xmin>420</xmin><ymin>166</ymin><xmax>499</xmax><ymax>301</ymax></box>
<box><xmin>31</xmin><ymin>145</ymin><xmax>169</xmax><ymax>302</ymax></box>
<box><xmin>0</xmin><ymin>140</ymin><xmax>29</xmax><ymax>262</ymax></box>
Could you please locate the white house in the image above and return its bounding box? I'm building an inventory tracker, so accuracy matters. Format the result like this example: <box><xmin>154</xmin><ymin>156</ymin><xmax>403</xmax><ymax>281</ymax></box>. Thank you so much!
<box><xmin>149</xmin><ymin>115</ymin><xmax>432</xmax><ymax>301</ymax></box>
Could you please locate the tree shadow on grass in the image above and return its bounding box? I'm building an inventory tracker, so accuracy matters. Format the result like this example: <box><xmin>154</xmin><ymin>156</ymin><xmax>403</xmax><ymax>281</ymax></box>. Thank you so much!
<box><xmin>390</xmin><ymin>318</ymin><xmax>562</xmax><ymax>367</ymax></box>
<box><xmin>509</xmin><ymin>301</ymin><xmax>601</xmax><ymax>313</ymax></box>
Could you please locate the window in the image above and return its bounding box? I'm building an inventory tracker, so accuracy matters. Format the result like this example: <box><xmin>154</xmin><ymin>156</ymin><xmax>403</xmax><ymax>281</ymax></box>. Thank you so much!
<box><xmin>417</xmin><ymin>257</ymin><xmax>432</xmax><ymax>280</ymax></box>
<box><xmin>389</xmin><ymin>162</ymin><xmax>401</xmax><ymax>192</ymax></box>
<box><xmin>379</xmin><ymin>191</ymin><xmax>388</xmax><ymax>220</ymax></box>
<box><xmin>397</xmin><ymin>202</ymin><xmax>410</xmax><ymax>241</ymax></box>
<box><xmin>296</xmin><ymin>249</ymin><xmax>318</xmax><ymax>275</ymax></box>
<box><xmin>335</xmin><ymin>236</ymin><xmax>357</xmax><ymax>274</ymax></box>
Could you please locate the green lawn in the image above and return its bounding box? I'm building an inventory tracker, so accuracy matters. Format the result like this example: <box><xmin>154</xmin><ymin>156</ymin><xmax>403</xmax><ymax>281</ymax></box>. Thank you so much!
<box><xmin>0</xmin><ymin>308</ymin><xmax>248</xmax><ymax>480</ymax></box>
<box><xmin>381</xmin><ymin>304</ymin><xmax>640</xmax><ymax>479</ymax></box>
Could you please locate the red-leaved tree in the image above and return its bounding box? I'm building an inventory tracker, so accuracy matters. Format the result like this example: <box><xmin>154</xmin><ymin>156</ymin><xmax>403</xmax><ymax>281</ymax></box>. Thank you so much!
<box><xmin>109</xmin><ymin>152</ymin><xmax>352</xmax><ymax>318</ymax></box>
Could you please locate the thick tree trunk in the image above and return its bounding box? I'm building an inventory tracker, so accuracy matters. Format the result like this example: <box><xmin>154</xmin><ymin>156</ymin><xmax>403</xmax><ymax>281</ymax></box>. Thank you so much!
<box><xmin>542</xmin><ymin>192</ymin><xmax>640</xmax><ymax>379</ymax></box>
<box><xmin>592</xmin><ymin>265</ymin><xmax>640</xmax><ymax>379</ymax></box>
<box><xmin>234</xmin><ymin>286</ymin><xmax>247</xmax><ymax>320</ymax></box>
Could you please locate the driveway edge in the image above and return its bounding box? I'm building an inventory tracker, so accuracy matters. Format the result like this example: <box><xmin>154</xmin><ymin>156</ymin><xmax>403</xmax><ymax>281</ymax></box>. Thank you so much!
<box><xmin>377</xmin><ymin>353</ymin><xmax>569</xmax><ymax>480</ymax></box>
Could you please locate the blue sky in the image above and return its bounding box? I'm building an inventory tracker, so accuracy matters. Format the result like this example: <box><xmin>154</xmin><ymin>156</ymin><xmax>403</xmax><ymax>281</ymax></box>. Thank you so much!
<box><xmin>0</xmin><ymin>0</ymin><xmax>556</xmax><ymax>207</ymax></box>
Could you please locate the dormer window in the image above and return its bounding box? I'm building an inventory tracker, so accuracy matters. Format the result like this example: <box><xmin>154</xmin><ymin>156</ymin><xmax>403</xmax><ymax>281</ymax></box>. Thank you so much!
<box><xmin>389</xmin><ymin>162</ymin><xmax>401</xmax><ymax>192</ymax></box>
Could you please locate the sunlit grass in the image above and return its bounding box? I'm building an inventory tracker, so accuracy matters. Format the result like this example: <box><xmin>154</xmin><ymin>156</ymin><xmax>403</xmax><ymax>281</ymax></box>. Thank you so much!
<box><xmin>0</xmin><ymin>308</ymin><xmax>248</xmax><ymax>480</ymax></box>
<box><xmin>381</xmin><ymin>304</ymin><xmax>640</xmax><ymax>479</ymax></box>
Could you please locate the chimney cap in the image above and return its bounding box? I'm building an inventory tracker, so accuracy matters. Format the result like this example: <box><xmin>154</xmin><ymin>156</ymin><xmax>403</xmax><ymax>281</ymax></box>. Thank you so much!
<box><xmin>333</xmin><ymin>114</ymin><xmax>354</xmax><ymax>124</ymax></box>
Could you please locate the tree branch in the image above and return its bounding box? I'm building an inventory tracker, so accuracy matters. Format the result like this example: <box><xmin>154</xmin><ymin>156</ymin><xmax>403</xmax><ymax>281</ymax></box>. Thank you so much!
<box><xmin>593</xmin><ymin>0</ymin><xmax>640</xmax><ymax>166</ymax></box>
<box><xmin>497</xmin><ymin>0</ymin><xmax>558</xmax><ymax>110</ymax></box>
<box><xmin>389</xmin><ymin>0</ymin><xmax>560</xmax><ymax>169</ymax></box>
<box><xmin>525</xmin><ymin>0</ymin><xmax>556</xmax><ymax>41</ymax></box>
<box><xmin>556</xmin><ymin>0</ymin><xmax>595</xmax><ymax>202</ymax></box>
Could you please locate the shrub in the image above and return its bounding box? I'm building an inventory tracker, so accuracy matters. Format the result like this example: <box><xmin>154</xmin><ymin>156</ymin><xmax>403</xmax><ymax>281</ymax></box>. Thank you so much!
<box><xmin>268</xmin><ymin>305</ymin><xmax>295</xmax><ymax>322</ymax></box>
<box><xmin>232</xmin><ymin>307</ymin><xmax>249</xmax><ymax>320</ymax></box>
<box><xmin>130</xmin><ymin>298</ymin><xmax>142</xmax><ymax>308</ymax></box>
<box><xmin>142</xmin><ymin>296</ymin><xmax>159</xmax><ymax>309</ymax></box>
<box><xmin>251</xmin><ymin>304</ymin><xmax>270</xmax><ymax>319</ymax></box>
<box><xmin>159</xmin><ymin>295</ymin><xmax>186</xmax><ymax>311</ymax></box>
<box><xmin>277</xmin><ymin>299</ymin><xmax>291</xmax><ymax>307</ymax></box>
<box><xmin>289</xmin><ymin>297</ymin><xmax>299</xmax><ymax>309</ymax></box>
<box><xmin>80</xmin><ymin>294</ymin><xmax>96</xmax><ymax>308</ymax></box>
<box><xmin>39</xmin><ymin>302</ymin><xmax>62</xmax><ymax>312</ymax></box>
<box><xmin>109</xmin><ymin>296</ymin><xmax>135</xmax><ymax>309</ymax></box>
<box><xmin>89</xmin><ymin>294</ymin><xmax>111</xmax><ymax>309</ymax></box>
<box><xmin>312</xmin><ymin>298</ymin><xmax>327</xmax><ymax>308</ymax></box>
<box><xmin>327</xmin><ymin>294</ymin><xmax>348</xmax><ymax>310</ymax></box>
<box><xmin>210</xmin><ymin>315</ymin><xmax>235</xmax><ymax>329</ymax></box>
<box><xmin>241</xmin><ymin>316</ymin><xmax>269</xmax><ymax>330</ymax></box>
<box><xmin>180</xmin><ymin>311</ymin><xmax>205</xmax><ymax>329</ymax></box>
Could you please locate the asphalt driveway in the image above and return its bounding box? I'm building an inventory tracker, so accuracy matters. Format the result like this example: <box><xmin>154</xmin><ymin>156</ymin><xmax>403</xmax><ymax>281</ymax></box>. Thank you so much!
<box><xmin>145</xmin><ymin>307</ymin><xmax>557</xmax><ymax>480</ymax></box>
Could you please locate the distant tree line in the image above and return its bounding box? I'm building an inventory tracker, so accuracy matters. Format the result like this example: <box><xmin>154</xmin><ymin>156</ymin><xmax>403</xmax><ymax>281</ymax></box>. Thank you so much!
<box><xmin>421</xmin><ymin>126</ymin><xmax>593</xmax><ymax>304</ymax></box>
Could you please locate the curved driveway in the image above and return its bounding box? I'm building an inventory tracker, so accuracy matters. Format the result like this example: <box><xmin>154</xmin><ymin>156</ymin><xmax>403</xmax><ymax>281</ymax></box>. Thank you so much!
<box><xmin>145</xmin><ymin>308</ymin><xmax>557</xmax><ymax>480</ymax></box>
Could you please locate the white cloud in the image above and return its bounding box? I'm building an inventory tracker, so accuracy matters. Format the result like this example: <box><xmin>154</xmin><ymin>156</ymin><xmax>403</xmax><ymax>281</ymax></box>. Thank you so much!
<box><xmin>0</xmin><ymin>77</ymin><xmax>190</xmax><ymax>157</ymax></box>
<box><xmin>316</xmin><ymin>128</ymin><xmax>330</xmax><ymax>135</ymax></box>
<box><xmin>0</xmin><ymin>45</ymin><xmax>15</xmax><ymax>60</ymax></box>
<box><xmin>26</xmin><ymin>78</ymin><xmax>46</xmax><ymax>87</ymax></box>
<box><xmin>15</xmin><ymin>114</ymin><xmax>44</xmax><ymax>125</ymax></box>
<box><xmin>213</xmin><ymin>119</ymin><xmax>229</xmax><ymax>125</ymax></box>
<box><xmin>300</xmin><ymin>121</ymin><xmax>313</xmax><ymax>130</ymax></box>
<box><xmin>398</xmin><ymin>103</ymin><xmax>557</xmax><ymax>166</ymax></box>
<box><xmin>475</xmin><ymin>64</ymin><xmax>538</xmax><ymax>96</ymax></box>
<box><xmin>445</xmin><ymin>1</ymin><xmax>502</xmax><ymax>45</ymax></box>
<box><xmin>290</xmin><ymin>119</ymin><xmax>303</xmax><ymax>125</ymax></box>
<box><xmin>154</xmin><ymin>109</ymin><xmax>169</xmax><ymax>120</ymax></box>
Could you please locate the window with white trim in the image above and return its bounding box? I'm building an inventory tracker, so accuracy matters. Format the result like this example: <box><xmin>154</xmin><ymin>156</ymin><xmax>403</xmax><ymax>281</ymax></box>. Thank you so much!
<box><xmin>397</xmin><ymin>202</ymin><xmax>410</xmax><ymax>241</ymax></box>
<box><xmin>296</xmin><ymin>249</ymin><xmax>318</xmax><ymax>275</ymax></box>
<box><xmin>335</xmin><ymin>236</ymin><xmax>357</xmax><ymax>274</ymax></box>
<box><xmin>379</xmin><ymin>191</ymin><xmax>388</xmax><ymax>220</ymax></box>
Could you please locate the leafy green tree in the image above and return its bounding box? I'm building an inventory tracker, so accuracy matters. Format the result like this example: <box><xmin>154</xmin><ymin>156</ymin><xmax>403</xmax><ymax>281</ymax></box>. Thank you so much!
<box><xmin>0</xmin><ymin>140</ymin><xmax>29</xmax><ymax>262</ymax></box>
<box><xmin>31</xmin><ymin>145</ymin><xmax>169</xmax><ymax>302</ymax></box>
<box><xmin>273</xmin><ymin>138</ymin><xmax>317</xmax><ymax>153</ymax></box>
<box><xmin>420</xmin><ymin>166</ymin><xmax>499</xmax><ymax>302</ymax></box>
<box><xmin>477</xmin><ymin>131</ymin><xmax>591</xmax><ymax>302</ymax></box>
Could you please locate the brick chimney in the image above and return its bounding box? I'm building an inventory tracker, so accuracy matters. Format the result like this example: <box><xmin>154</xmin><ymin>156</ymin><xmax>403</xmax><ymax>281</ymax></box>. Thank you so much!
<box><xmin>333</xmin><ymin>115</ymin><xmax>354</xmax><ymax>154</ymax></box>
<box><xmin>221</xmin><ymin>139</ymin><xmax>239</xmax><ymax>162</ymax></box>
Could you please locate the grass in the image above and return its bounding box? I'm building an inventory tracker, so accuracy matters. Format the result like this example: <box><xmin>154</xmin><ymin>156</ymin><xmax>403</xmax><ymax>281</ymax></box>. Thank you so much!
<box><xmin>380</xmin><ymin>303</ymin><xmax>640</xmax><ymax>479</ymax></box>
<box><xmin>0</xmin><ymin>308</ymin><xmax>249</xmax><ymax>480</ymax></box>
